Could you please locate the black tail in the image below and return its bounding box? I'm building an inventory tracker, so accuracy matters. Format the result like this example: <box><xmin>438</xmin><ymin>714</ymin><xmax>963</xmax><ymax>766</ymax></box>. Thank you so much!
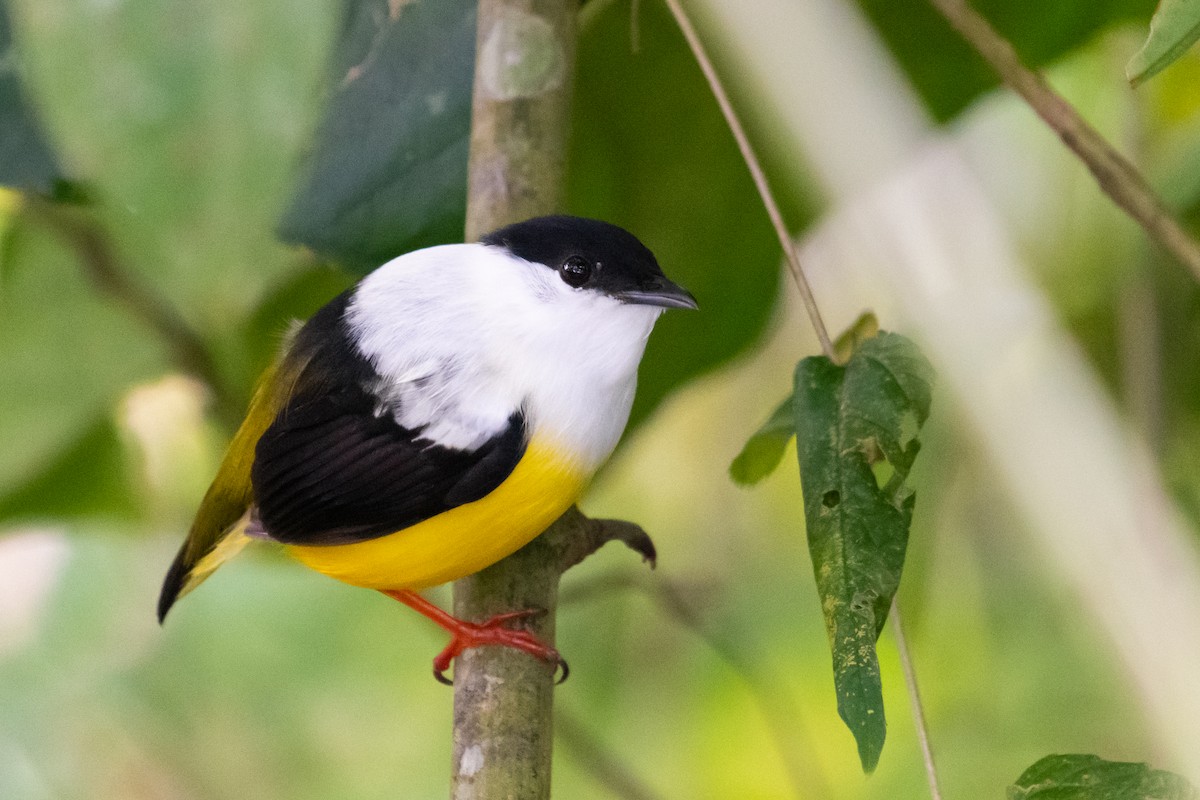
<box><xmin>157</xmin><ymin>544</ymin><xmax>191</xmax><ymax>623</ymax></box>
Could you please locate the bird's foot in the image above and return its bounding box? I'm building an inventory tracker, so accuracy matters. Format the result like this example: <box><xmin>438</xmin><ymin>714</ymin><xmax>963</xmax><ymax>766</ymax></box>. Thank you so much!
<box><xmin>381</xmin><ymin>589</ymin><xmax>568</xmax><ymax>686</ymax></box>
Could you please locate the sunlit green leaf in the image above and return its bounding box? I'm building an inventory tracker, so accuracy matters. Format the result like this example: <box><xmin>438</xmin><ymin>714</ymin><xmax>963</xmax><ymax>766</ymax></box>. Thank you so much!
<box><xmin>1127</xmin><ymin>0</ymin><xmax>1200</xmax><ymax>86</ymax></box>
<box><xmin>730</xmin><ymin>396</ymin><xmax>794</xmax><ymax>486</ymax></box>
<box><xmin>1009</xmin><ymin>754</ymin><xmax>1199</xmax><ymax>799</ymax></box>
<box><xmin>0</xmin><ymin>0</ymin><xmax>62</xmax><ymax>192</ymax></box>
<box><xmin>792</xmin><ymin>332</ymin><xmax>934</xmax><ymax>772</ymax></box>
<box><xmin>278</xmin><ymin>0</ymin><xmax>476</xmax><ymax>272</ymax></box>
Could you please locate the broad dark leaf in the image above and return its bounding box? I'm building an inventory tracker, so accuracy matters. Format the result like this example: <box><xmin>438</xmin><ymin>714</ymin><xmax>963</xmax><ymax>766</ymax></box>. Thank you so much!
<box><xmin>278</xmin><ymin>0</ymin><xmax>476</xmax><ymax>271</ymax></box>
<box><xmin>792</xmin><ymin>332</ymin><xmax>934</xmax><ymax>772</ymax></box>
<box><xmin>1009</xmin><ymin>754</ymin><xmax>1199</xmax><ymax>799</ymax></box>
<box><xmin>0</xmin><ymin>0</ymin><xmax>62</xmax><ymax>192</ymax></box>
<box><xmin>854</xmin><ymin>0</ymin><xmax>1157</xmax><ymax>121</ymax></box>
<box><xmin>1127</xmin><ymin>0</ymin><xmax>1200</xmax><ymax>86</ymax></box>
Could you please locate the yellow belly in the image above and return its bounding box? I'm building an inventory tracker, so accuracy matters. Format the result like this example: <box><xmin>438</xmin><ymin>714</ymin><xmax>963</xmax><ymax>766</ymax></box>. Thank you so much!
<box><xmin>285</xmin><ymin>438</ymin><xmax>587</xmax><ymax>590</ymax></box>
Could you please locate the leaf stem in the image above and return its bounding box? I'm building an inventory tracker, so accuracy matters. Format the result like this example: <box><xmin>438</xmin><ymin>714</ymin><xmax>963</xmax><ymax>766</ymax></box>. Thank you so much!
<box><xmin>891</xmin><ymin>601</ymin><xmax>943</xmax><ymax>800</ymax></box>
<box><xmin>660</xmin><ymin>0</ymin><xmax>837</xmax><ymax>361</ymax></box>
<box><xmin>925</xmin><ymin>0</ymin><xmax>1200</xmax><ymax>283</ymax></box>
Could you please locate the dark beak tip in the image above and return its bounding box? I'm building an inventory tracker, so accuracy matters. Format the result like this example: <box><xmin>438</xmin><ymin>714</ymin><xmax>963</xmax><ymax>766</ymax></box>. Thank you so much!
<box><xmin>617</xmin><ymin>281</ymin><xmax>699</xmax><ymax>311</ymax></box>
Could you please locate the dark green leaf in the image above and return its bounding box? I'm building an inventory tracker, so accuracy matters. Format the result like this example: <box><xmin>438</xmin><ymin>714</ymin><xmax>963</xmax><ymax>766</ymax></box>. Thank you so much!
<box><xmin>0</xmin><ymin>0</ymin><xmax>63</xmax><ymax>192</ymax></box>
<box><xmin>1009</xmin><ymin>754</ymin><xmax>1199</xmax><ymax>799</ymax></box>
<box><xmin>792</xmin><ymin>332</ymin><xmax>934</xmax><ymax>772</ymax></box>
<box><xmin>1127</xmin><ymin>0</ymin><xmax>1200</xmax><ymax>86</ymax></box>
<box><xmin>571</xmin><ymin>0</ymin><xmax>798</xmax><ymax>429</ymax></box>
<box><xmin>854</xmin><ymin>0</ymin><xmax>1157</xmax><ymax>121</ymax></box>
<box><xmin>730</xmin><ymin>396</ymin><xmax>795</xmax><ymax>486</ymax></box>
<box><xmin>278</xmin><ymin>0</ymin><xmax>476</xmax><ymax>272</ymax></box>
<box><xmin>730</xmin><ymin>314</ymin><xmax>883</xmax><ymax>486</ymax></box>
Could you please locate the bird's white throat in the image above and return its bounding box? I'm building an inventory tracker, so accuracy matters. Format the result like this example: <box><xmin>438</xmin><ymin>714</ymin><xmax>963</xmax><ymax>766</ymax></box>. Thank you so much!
<box><xmin>345</xmin><ymin>244</ymin><xmax>662</xmax><ymax>471</ymax></box>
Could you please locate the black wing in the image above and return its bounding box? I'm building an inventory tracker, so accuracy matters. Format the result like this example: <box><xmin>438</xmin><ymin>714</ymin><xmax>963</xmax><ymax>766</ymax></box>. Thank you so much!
<box><xmin>249</xmin><ymin>293</ymin><xmax>527</xmax><ymax>545</ymax></box>
<box><xmin>252</xmin><ymin>387</ymin><xmax>527</xmax><ymax>545</ymax></box>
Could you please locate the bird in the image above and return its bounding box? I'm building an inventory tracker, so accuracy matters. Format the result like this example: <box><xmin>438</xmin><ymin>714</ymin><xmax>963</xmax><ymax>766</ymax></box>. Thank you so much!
<box><xmin>157</xmin><ymin>215</ymin><xmax>696</xmax><ymax>683</ymax></box>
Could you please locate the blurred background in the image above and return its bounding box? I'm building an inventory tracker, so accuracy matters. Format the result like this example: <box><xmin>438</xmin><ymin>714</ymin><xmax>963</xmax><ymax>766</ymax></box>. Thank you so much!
<box><xmin>4</xmin><ymin>0</ymin><xmax>1200</xmax><ymax>797</ymax></box>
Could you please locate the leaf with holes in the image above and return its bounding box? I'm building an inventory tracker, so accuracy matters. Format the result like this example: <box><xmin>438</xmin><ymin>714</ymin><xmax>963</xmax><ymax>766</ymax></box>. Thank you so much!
<box><xmin>792</xmin><ymin>331</ymin><xmax>934</xmax><ymax>773</ymax></box>
<box><xmin>1127</xmin><ymin>0</ymin><xmax>1200</xmax><ymax>86</ymax></box>
<box><xmin>1009</xmin><ymin>754</ymin><xmax>1199</xmax><ymax>799</ymax></box>
<box><xmin>730</xmin><ymin>314</ymin><xmax>880</xmax><ymax>487</ymax></box>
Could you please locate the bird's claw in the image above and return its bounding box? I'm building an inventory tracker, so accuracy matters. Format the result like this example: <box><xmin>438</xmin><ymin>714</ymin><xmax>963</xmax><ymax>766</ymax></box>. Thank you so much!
<box><xmin>428</xmin><ymin>608</ymin><xmax>565</xmax><ymax>686</ymax></box>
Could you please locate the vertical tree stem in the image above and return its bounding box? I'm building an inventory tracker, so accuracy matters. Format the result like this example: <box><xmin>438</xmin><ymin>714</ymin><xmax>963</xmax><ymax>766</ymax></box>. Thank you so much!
<box><xmin>451</xmin><ymin>1</ymin><xmax>577</xmax><ymax>798</ymax></box>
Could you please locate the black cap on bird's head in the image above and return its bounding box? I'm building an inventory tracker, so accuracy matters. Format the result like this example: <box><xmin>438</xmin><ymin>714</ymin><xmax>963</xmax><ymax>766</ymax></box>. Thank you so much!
<box><xmin>481</xmin><ymin>215</ymin><xmax>698</xmax><ymax>310</ymax></box>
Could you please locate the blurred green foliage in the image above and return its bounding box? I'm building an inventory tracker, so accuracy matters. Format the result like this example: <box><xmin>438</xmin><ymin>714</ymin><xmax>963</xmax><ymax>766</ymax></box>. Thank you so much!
<box><xmin>853</xmin><ymin>0</ymin><xmax>1157</xmax><ymax>121</ymax></box>
<box><xmin>0</xmin><ymin>2</ymin><xmax>58</xmax><ymax>192</ymax></box>
<box><xmin>1</xmin><ymin>0</ymin><xmax>1198</xmax><ymax>797</ymax></box>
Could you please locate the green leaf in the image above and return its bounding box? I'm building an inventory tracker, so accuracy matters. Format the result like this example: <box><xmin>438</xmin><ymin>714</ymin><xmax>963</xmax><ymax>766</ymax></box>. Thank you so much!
<box><xmin>571</xmin><ymin>0</ymin><xmax>798</xmax><ymax>430</ymax></box>
<box><xmin>854</xmin><ymin>0</ymin><xmax>1157</xmax><ymax>121</ymax></box>
<box><xmin>730</xmin><ymin>396</ymin><xmax>795</xmax><ymax>486</ymax></box>
<box><xmin>0</xmin><ymin>0</ymin><xmax>63</xmax><ymax>192</ymax></box>
<box><xmin>1009</xmin><ymin>754</ymin><xmax>1199</xmax><ymax>799</ymax></box>
<box><xmin>0</xmin><ymin>418</ymin><xmax>139</xmax><ymax>522</ymax></box>
<box><xmin>730</xmin><ymin>314</ymin><xmax>881</xmax><ymax>486</ymax></box>
<box><xmin>1127</xmin><ymin>0</ymin><xmax>1200</xmax><ymax>86</ymax></box>
<box><xmin>792</xmin><ymin>332</ymin><xmax>934</xmax><ymax>772</ymax></box>
<box><xmin>278</xmin><ymin>0</ymin><xmax>476</xmax><ymax>272</ymax></box>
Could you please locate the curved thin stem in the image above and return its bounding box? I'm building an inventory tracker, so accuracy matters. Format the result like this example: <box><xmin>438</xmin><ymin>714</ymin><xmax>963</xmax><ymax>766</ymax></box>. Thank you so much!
<box><xmin>660</xmin><ymin>0</ymin><xmax>836</xmax><ymax>361</ymax></box>
<box><xmin>926</xmin><ymin>0</ymin><xmax>1200</xmax><ymax>283</ymax></box>
<box><xmin>891</xmin><ymin>601</ymin><xmax>943</xmax><ymax>800</ymax></box>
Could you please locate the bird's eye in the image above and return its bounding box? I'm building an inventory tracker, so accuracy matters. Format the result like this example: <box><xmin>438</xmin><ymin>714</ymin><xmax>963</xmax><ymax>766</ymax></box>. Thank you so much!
<box><xmin>559</xmin><ymin>255</ymin><xmax>593</xmax><ymax>288</ymax></box>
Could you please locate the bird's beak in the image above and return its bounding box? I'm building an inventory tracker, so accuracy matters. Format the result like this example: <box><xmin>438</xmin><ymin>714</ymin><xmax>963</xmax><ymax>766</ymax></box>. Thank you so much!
<box><xmin>616</xmin><ymin>277</ymin><xmax>699</xmax><ymax>310</ymax></box>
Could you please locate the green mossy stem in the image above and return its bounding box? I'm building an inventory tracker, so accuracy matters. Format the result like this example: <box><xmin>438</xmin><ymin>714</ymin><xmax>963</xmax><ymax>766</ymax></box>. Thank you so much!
<box><xmin>451</xmin><ymin>3</ymin><xmax>592</xmax><ymax>797</ymax></box>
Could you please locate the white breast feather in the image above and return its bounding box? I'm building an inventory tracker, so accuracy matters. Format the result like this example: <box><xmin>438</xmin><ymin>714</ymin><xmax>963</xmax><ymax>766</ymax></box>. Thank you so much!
<box><xmin>345</xmin><ymin>244</ymin><xmax>661</xmax><ymax>472</ymax></box>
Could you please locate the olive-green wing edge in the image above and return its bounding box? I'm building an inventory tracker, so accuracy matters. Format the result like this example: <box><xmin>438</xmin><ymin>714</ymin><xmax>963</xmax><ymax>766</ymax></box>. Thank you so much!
<box><xmin>157</xmin><ymin>347</ymin><xmax>309</xmax><ymax>622</ymax></box>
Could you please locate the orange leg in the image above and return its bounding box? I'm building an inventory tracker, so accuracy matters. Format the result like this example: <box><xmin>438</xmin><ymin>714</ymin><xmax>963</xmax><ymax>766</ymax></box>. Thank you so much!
<box><xmin>382</xmin><ymin>589</ymin><xmax>567</xmax><ymax>685</ymax></box>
